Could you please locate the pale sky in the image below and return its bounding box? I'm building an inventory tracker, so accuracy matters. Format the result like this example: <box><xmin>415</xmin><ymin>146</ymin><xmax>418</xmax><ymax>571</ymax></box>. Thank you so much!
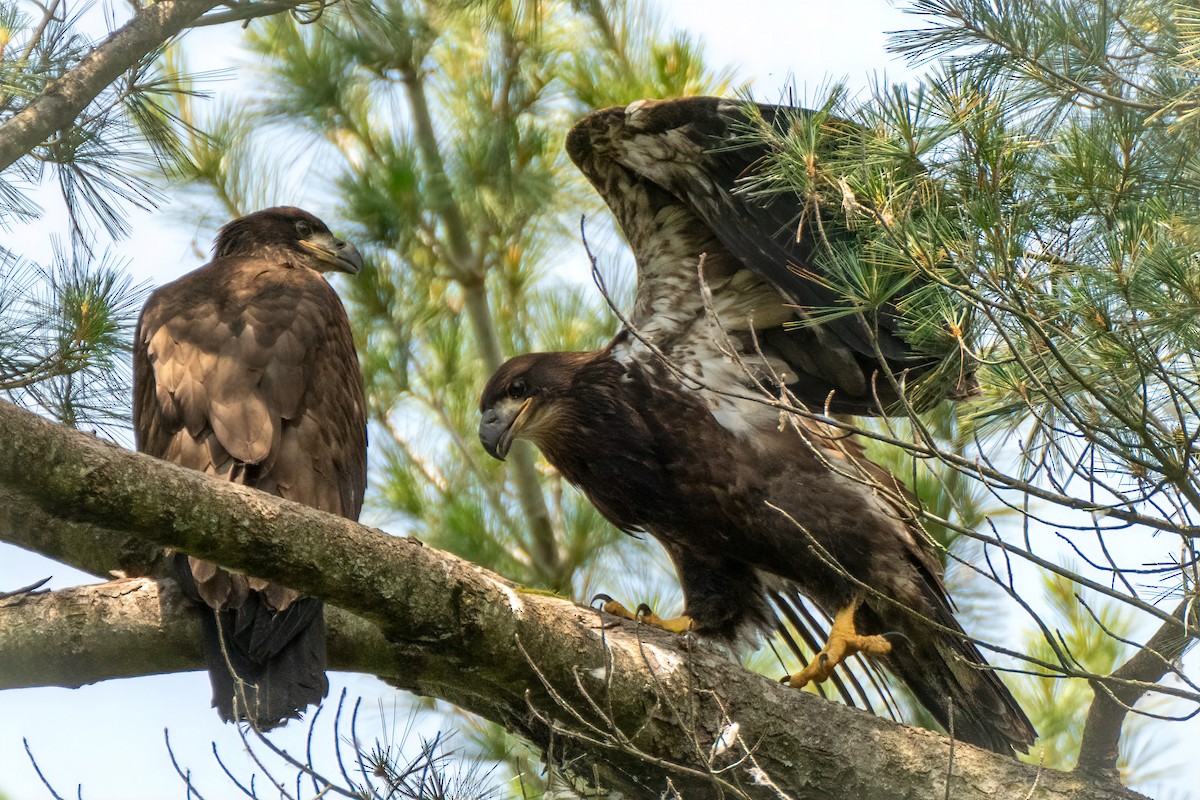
<box><xmin>1</xmin><ymin>2</ymin><xmax>1195</xmax><ymax>798</ymax></box>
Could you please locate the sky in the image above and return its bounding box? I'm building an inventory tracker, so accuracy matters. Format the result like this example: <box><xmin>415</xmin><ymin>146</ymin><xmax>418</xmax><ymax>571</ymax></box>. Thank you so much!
<box><xmin>0</xmin><ymin>1</ymin><xmax>1196</xmax><ymax>798</ymax></box>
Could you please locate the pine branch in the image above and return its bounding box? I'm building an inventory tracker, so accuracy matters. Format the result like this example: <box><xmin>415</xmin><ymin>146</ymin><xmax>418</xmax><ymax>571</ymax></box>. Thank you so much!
<box><xmin>0</xmin><ymin>485</ymin><xmax>165</xmax><ymax>579</ymax></box>
<box><xmin>0</xmin><ymin>578</ymin><xmax>410</xmax><ymax>691</ymax></box>
<box><xmin>0</xmin><ymin>0</ymin><xmax>224</xmax><ymax>172</ymax></box>
<box><xmin>0</xmin><ymin>397</ymin><xmax>1153</xmax><ymax>799</ymax></box>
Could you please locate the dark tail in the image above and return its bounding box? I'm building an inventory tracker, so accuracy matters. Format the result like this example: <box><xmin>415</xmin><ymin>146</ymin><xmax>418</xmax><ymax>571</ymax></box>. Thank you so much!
<box><xmin>177</xmin><ymin>557</ymin><xmax>328</xmax><ymax>729</ymax></box>
<box><xmin>196</xmin><ymin>597</ymin><xmax>328</xmax><ymax>729</ymax></box>
<box><xmin>883</xmin><ymin>619</ymin><xmax>1036</xmax><ymax>754</ymax></box>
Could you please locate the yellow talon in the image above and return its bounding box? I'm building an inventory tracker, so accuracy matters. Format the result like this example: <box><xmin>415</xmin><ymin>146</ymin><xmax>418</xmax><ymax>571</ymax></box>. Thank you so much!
<box><xmin>785</xmin><ymin>599</ymin><xmax>892</xmax><ymax>689</ymax></box>
<box><xmin>601</xmin><ymin>599</ymin><xmax>693</xmax><ymax>634</ymax></box>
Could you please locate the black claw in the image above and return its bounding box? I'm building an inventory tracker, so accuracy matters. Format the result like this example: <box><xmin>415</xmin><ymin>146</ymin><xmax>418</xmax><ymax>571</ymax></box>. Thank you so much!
<box><xmin>779</xmin><ymin>674</ymin><xmax>792</xmax><ymax>684</ymax></box>
<box><xmin>818</xmin><ymin>653</ymin><xmax>830</xmax><ymax>668</ymax></box>
<box><xmin>634</xmin><ymin>603</ymin><xmax>654</xmax><ymax>620</ymax></box>
<box><xmin>881</xmin><ymin>631</ymin><xmax>911</xmax><ymax>646</ymax></box>
<box><xmin>590</xmin><ymin>593</ymin><xmax>614</xmax><ymax>609</ymax></box>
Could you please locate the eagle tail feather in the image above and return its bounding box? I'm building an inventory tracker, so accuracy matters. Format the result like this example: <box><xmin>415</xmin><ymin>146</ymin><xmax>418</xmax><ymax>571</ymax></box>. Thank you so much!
<box><xmin>884</xmin><ymin>623</ymin><xmax>1036</xmax><ymax>754</ymax></box>
<box><xmin>241</xmin><ymin>596</ymin><xmax>323</xmax><ymax>662</ymax></box>
<box><xmin>177</xmin><ymin>555</ymin><xmax>329</xmax><ymax>729</ymax></box>
<box><xmin>198</xmin><ymin>599</ymin><xmax>329</xmax><ymax>730</ymax></box>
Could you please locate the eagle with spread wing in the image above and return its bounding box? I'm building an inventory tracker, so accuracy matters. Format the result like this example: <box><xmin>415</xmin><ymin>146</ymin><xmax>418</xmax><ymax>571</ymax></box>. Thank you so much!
<box><xmin>479</xmin><ymin>97</ymin><xmax>1035</xmax><ymax>753</ymax></box>
<box><xmin>134</xmin><ymin>207</ymin><xmax>367</xmax><ymax>729</ymax></box>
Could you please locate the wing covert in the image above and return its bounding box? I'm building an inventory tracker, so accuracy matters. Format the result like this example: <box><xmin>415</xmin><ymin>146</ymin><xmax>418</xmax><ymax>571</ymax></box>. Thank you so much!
<box><xmin>133</xmin><ymin>257</ymin><xmax>367</xmax><ymax>517</ymax></box>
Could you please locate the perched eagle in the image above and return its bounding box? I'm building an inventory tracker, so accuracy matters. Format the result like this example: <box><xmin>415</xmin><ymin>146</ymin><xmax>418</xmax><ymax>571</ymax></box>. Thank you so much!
<box><xmin>134</xmin><ymin>207</ymin><xmax>367</xmax><ymax>729</ymax></box>
<box><xmin>479</xmin><ymin>97</ymin><xmax>1035</xmax><ymax>753</ymax></box>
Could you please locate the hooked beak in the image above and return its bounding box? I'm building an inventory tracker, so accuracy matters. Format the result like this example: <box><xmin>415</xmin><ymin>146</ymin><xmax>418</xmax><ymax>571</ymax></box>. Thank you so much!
<box><xmin>300</xmin><ymin>231</ymin><xmax>364</xmax><ymax>274</ymax></box>
<box><xmin>479</xmin><ymin>398</ymin><xmax>533</xmax><ymax>461</ymax></box>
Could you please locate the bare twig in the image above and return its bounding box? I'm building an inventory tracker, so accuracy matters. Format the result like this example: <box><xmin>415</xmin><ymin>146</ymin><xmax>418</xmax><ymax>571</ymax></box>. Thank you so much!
<box><xmin>0</xmin><ymin>576</ymin><xmax>51</xmax><ymax>599</ymax></box>
<box><xmin>23</xmin><ymin>738</ymin><xmax>70</xmax><ymax>800</ymax></box>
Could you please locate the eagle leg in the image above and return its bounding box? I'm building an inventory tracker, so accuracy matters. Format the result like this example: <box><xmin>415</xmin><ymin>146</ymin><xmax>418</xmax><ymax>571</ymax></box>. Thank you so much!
<box><xmin>784</xmin><ymin>598</ymin><xmax>892</xmax><ymax>689</ymax></box>
<box><xmin>595</xmin><ymin>596</ymin><xmax>693</xmax><ymax>634</ymax></box>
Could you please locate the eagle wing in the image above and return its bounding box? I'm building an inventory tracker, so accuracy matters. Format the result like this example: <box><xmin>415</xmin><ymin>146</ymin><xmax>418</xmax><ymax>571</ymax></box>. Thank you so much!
<box><xmin>567</xmin><ymin>96</ymin><xmax>954</xmax><ymax>415</ymax></box>
<box><xmin>134</xmin><ymin>255</ymin><xmax>367</xmax><ymax>524</ymax></box>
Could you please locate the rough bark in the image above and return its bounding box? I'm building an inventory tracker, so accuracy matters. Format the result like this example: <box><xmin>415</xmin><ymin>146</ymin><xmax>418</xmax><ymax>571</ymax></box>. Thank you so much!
<box><xmin>0</xmin><ymin>399</ymin><xmax>1148</xmax><ymax>799</ymax></box>
<box><xmin>0</xmin><ymin>485</ymin><xmax>167</xmax><ymax>579</ymax></box>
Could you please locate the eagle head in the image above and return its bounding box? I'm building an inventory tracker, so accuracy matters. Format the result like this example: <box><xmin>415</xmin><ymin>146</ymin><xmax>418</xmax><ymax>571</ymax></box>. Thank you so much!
<box><xmin>214</xmin><ymin>207</ymin><xmax>364</xmax><ymax>274</ymax></box>
<box><xmin>478</xmin><ymin>351</ymin><xmax>596</xmax><ymax>461</ymax></box>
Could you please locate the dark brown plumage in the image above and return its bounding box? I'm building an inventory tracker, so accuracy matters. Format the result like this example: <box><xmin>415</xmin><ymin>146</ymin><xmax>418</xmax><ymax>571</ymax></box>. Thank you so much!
<box><xmin>479</xmin><ymin>98</ymin><xmax>1034</xmax><ymax>753</ymax></box>
<box><xmin>133</xmin><ymin>206</ymin><xmax>367</xmax><ymax>729</ymax></box>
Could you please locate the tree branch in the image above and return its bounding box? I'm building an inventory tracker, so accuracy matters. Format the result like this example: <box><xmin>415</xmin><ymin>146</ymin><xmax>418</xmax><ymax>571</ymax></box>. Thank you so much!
<box><xmin>0</xmin><ymin>485</ymin><xmax>167</xmax><ymax>580</ymax></box>
<box><xmin>185</xmin><ymin>0</ymin><xmax>316</xmax><ymax>29</ymax></box>
<box><xmin>0</xmin><ymin>399</ymin><xmax>1149</xmax><ymax>799</ymax></box>
<box><xmin>0</xmin><ymin>577</ymin><xmax>202</xmax><ymax>689</ymax></box>
<box><xmin>1076</xmin><ymin>597</ymin><xmax>1199</xmax><ymax>777</ymax></box>
<box><xmin>0</xmin><ymin>0</ymin><xmax>227</xmax><ymax>172</ymax></box>
<box><xmin>0</xmin><ymin>578</ymin><xmax>414</xmax><ymax>691</ymax></box>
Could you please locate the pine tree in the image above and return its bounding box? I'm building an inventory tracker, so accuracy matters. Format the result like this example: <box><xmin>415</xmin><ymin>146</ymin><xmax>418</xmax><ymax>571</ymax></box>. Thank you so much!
<box><xmin>743</xmin><ymin>1</ymin><xmax>1199</xmax><ymax>788</ymax></box>
<box><xmin>2</xmin><ymin>0</ymin><xmax>1197</xmax><ymax>795</ymax></box>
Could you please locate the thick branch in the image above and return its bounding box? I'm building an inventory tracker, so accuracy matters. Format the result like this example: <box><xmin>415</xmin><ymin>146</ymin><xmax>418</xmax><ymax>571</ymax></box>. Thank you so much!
<box><xmin>0</xmin><ymin>485</ymin><xmax>166</xmax><ymax>580</ymax></box>
<box><xmin>0</xmin><ymin>578</ymin><xmax>413</xmax><ymax>691</ymax></box>
<box><xmin>0</xmin><ymin>399</ymin><xmax>1148</xmax><ymax>799</ymax></box>
<box><xmin>0</xmin><ymin>0</ymin><xmax>224</xmax><ymax>172</ymax></box>
<box><xmin>1076</xmin><ymin>597</ymin><xmax>1198</xmax><ymax>776</ymax></box>
<box><xmin>0</xmin><ymin>578</ymin><xmax>201</xmax><ymax>688</ymax></box>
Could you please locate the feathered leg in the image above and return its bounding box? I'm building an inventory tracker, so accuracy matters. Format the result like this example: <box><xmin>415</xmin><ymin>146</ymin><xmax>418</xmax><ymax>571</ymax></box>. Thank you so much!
<box><xmin>176</xmin><ymin>554</ymin><xmax>328</xmax><ymax>730</ymax></box>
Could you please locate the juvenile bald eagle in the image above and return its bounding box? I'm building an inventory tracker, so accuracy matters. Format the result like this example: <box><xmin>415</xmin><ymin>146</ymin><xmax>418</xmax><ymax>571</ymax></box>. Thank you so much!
<box><xmin>480</xmin><ymin>98</ymin><xmax>1034</xmax><ymax>753</ymax></box>
<box><xmin>134</xmin><ymin>207</ymin><xmax>367</xmax><ymax>729</ymax></box>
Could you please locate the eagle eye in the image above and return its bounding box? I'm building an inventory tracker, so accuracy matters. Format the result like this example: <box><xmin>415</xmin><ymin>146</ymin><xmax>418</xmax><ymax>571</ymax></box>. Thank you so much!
<box><xmin>295</xmin><ymin>220</ymin><xmax>314</xmax><ymax>237</ymax></box>
<box><xmin>508</xmin><ymin>379</ymin><xmax>528</xmax><ymax>399</ymax></box>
